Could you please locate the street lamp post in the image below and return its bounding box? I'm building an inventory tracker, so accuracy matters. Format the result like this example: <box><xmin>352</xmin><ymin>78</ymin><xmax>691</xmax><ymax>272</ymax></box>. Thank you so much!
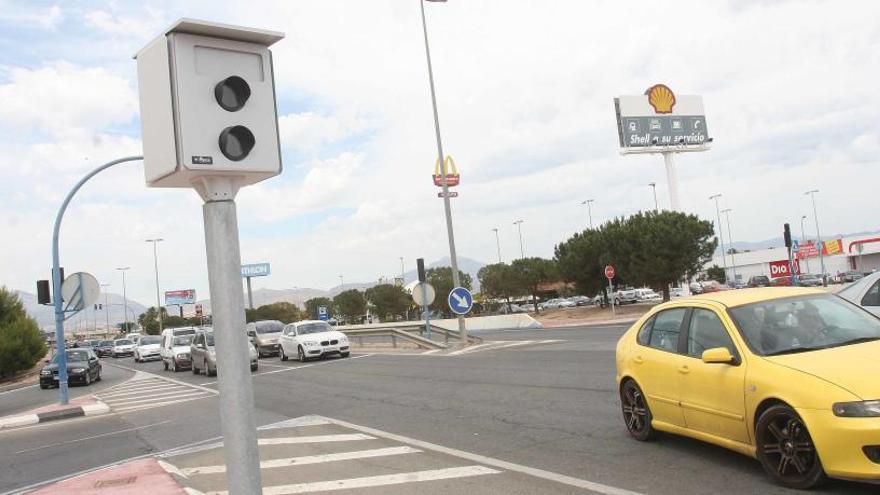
<box><xmin>648</xmin><ymin>183</ymin><xmax>658</xmax><ymax>212</ymax></box>
<box><xmin>800</xmin><ymin>214</ymin><xmax>811</xmax><ymax>274</ymax></box>
<box><xmin>101</xmin><ymin>284</ymin><xmax>110</xmax><ymax>334</ymax></box>
<box><xmin>419</xmin><ymin>0</ymin><xmax>468</xmax><ymax>345</ymax></box>
<box><xmin>806</xmin><ymin>190</ymin><xmax>827</xmax><ymax>286</ymax></box>
<box><xmin>339</xmin><ymin>275</ymin><xmax>344</xmax><ymax>289</ymax></box>
<box><xmin>116</xmin><ymin>267</ymin><xmax>130</xmax><ymax>333</ymax></box>
<box><xmin>581</xmin><ymin>199</ymin><xmax>594</xmax><ymax>229</ymax></box>
<box><xmin>145</xmin><ymin>238</ymin><xmax>164</xmax><ymax>333</ymax></box>
<box><xmin>399</xmin><ymin>257</ymin><xmax>405</xmax><ymax>286</ymax></box>
<box><xmin>722</xmin><ymin>209</ymin><xmax>738</xmax><ymax>286</ymax></box>
<box><xmin>708</xmin><ymin>194</ymin><xmax>728</xmax><ymax>283</ymax></box>
<box><xmin>491</xmin><ymin>228</ymin><xmax>501</xmax><ymax>263</ymax></box>
<box><xmin>513</xmin><ymin>220</ymin><xmax>525</xmax><ymax>259</ymax></box>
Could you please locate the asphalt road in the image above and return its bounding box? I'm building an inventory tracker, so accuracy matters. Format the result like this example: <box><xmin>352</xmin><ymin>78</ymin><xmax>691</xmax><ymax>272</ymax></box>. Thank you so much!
<box><xmin>0</xmin><ymin>325</ymin><xmax>876</xmax><ymax>494</ymax></box>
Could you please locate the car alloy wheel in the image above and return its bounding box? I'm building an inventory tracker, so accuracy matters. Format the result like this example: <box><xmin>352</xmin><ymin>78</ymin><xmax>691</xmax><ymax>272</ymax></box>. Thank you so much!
<box><xmin>95</xmin><ymin>371</ymin><xmax>101</xmax><ymax>382</ymax></box>
<box><xmin>756</xmin><ymin>405</ymin><xmax>826</xmax><ymax>489</ymax></box>
<box><xmin>620</xmin><ymin>380</ymin><xmax>657</xmax><ymax>441</ymax></box>
<box><xmin>84</xmin><ymin>372</ymin><xmax>91</xmax><ymax>386</ymax></box>
<box><xmin>171</xmin><ymin>360</ymin><xmax>177</xmax><ymax>372</ymax></box>
<box><xmin>280</xmin><ymin>346</ymin><xmax>288</xmax><ymax>361</ymax></box>
<box><xmin>298</xmin><ymin>346</ymin><xmax>307</xmax><ymax>363</ymax></box>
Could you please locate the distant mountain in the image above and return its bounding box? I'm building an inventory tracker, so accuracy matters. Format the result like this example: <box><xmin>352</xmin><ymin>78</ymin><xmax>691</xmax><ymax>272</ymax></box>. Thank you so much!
<box><xmin>15</xmin><ymin>290</ymin><xmax>148</xmax><ymax>331</ymax></box>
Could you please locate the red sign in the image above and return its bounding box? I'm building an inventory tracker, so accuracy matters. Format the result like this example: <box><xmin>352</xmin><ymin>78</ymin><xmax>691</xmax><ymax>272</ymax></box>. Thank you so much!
<box><xmin>605</xmin><ymin>265</ymin><xmax>616</xmax><ymax>279</ymax></box>
<box><xmin>769</xmin><ymin>259</ymin><xmax>800</xmax><ymax>278</ymax></box>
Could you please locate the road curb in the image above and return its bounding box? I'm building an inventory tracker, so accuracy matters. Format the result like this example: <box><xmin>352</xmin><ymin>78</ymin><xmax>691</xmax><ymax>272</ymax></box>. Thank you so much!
<box><xmin>0</xmin><ymin>400</ymin><xmax>110</xmax><ymax>430</ymax></box>
<box><xmin>541</xmin><ymin>318</ymin><xmax>639</xmax><ymax>329</ymax></box>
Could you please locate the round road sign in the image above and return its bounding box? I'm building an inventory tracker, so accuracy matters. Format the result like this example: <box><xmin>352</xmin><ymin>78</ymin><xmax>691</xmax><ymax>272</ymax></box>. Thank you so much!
<box><xmin>412</xmin><ymin>282</ymin><xmax>436</xmax><ymax>306</ymax></box>
<box><xmin>604</xmin><ymin>265</ymin><xmax>615</xmax><ymax>280</ymax></box>
<box><xmin>61</xmin><ymin>272</ymin><xmax>100</xmax><ymax>311</ymax></box>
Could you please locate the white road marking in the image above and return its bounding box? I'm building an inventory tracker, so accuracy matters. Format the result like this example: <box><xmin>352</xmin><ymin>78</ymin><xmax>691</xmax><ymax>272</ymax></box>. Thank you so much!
<box><xmin>447</xmin><ymin>342</ymin><xmax>496</xmax><ymax>356</ymax></box>
<box><xmin>12</xmin><ymin>421</ymin><xmax>172</xmax><ymax>454</ymax></box>
<box><xmin>0</xmin><ymin>384</ymin><xmax>37</xmax><ymax>395</ymax></box>
<box><xmin>199</xmin><ymin>354</ymin><xmax>373</xmax><ymax>386</ymax></box>
<box><xmin>320</xmin><ymin>415</ymin><xmax>644</xmax><ymax>495</ymax></box>
<box><xmin>420</xmin><ymin>349</ymin><xmax>442</xmax><ymax>355</ymax></box>
<box><xmin>259</xmin><ymin>417</ymin><xmax>333</xmax><ymax>430</ymax></box>
<box><xmin>182</xmin><ymin>446</ymin><xmax>421</xmax><ymax>475</ymax></box>
<box><xmin>113</xmin><ymin>395</ymin><xmax>214</xmax><ymax>413</ymax></box>
<box><xmin>102</xmin><ymin>390</ymin><xmax>212</xmax><ymax>407</ymax></box>
<box><xmin>257</xmin><ymin>433</ymin><xmax>374</xmax><ymax>445</ymax></box>
<box><xmin>205</xmin><ymin>466</ymin><xmax>501</xmax><ymax>495</ymax></box>
<box><xmin>98</xmin><ymin>383</ymin><xmax>192</xmax><ymax>399</ymax></box>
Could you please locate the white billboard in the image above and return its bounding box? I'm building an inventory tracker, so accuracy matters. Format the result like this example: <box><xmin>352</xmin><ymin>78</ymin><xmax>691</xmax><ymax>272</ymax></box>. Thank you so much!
<box><xmin>614</xmin><ymin>84</ymin><xmax>710</xmax><ymax>149</ymax></box>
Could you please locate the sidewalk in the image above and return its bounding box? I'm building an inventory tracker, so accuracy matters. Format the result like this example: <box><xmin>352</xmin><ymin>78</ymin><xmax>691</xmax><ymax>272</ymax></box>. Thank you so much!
<box><xmin>0</xmin><ymin>396</ymin><xmax>110</xmax><ymax>430</ymax></box>
<box><xmin>28</xmin><ymin>458</ymin><xmax>191</xmax><ymax>495</ymax></box>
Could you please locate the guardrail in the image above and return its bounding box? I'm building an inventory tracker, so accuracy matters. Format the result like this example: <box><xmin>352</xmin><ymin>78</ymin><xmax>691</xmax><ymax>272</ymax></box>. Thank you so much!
<box><xmin>337</xmin><ymin>322</ymin><xmax>483</xmax><ymax>349</ymax></box>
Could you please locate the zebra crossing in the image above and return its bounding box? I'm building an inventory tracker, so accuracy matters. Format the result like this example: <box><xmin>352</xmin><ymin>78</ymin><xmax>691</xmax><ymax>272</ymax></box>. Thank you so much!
<box><xmin>94</xmin><ymin>373</ymin><xmax>217</xmax><ymax>413</ymax></box>
<box><xmin>158</xmin><ymin>415</ymin><xmax>620</xmax><ymax>495</ymax></box>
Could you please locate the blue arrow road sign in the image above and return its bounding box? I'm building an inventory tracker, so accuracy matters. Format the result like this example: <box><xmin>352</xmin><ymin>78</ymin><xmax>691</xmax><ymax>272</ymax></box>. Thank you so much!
<box><xmin>318</xmin><ymin>306</ymin><xmax>328</xmax><ymax>321</ymax></box>
<box><xmin>448</xmin><ymin>287</ymin><xmax>474</xmax><ymax>315</ymax></box>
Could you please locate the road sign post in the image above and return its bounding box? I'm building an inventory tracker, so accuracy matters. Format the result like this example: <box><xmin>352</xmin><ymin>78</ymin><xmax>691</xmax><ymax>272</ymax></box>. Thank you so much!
<box><xmin>605</xmin><ymin>265</ymin><xmax>616</xmax><ymax>319</ymax></box>
<box><xmin>412</xmin><ymin>281</ymin><xmax>436</xmax><ymax>340</ymax></box>
<box><xmin>448</xmin><ymin>287</ymin><xmax>474</xmax><ymax>316</ymax></box>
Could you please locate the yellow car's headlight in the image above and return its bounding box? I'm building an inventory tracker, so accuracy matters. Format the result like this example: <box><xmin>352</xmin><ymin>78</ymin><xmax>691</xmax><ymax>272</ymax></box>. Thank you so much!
<box><xmin>832</xmin><ymin>400</ymin><xmax>880</xmax><ymax>417</ymax></box>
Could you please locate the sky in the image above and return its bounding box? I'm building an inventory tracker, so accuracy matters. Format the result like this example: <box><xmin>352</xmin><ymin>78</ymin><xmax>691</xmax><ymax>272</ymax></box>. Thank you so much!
<box><xmin>1</xmin><ymin>0</ymin><xmax>878</xmax><ymax>307</ymax></box>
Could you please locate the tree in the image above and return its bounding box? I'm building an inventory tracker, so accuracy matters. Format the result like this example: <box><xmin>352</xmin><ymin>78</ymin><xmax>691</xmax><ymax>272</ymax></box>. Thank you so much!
<box><xmin>705</xmin><ymin>265</ymin><xmax>726</xmax><ymax>283</ymax></box>
<box><xmin>0</xmin><ymin>288</ymin><xmax>47</xmax><ymax>378</ymax></box>
<box><xmin>365</xmin><ymin>284</ymin><xmax>411</xmax><ymax>321</ymax></box>
<box><xmin>333</xmin><ymin>290</ymin><xmax>367</xmax><ymax>322</ymax></box>
<box><xmin>478</xmin><ymin>263</ymin><xmax>519</xmax><ymax>312</ymax></box>
<box><xmin>555</xmin><ymin>229</ymin><xmax>614</xmax><ymax>299</ymax></box>
<box><xmin>305</xmin><ymin>297</ymin><xmax>334</xmax><ymax>320</ymax></box>
<box><xmin>510</xmin><ymin>257</ymin><xmax>558</xmax><ymax>313</ymax></box>
<box><xmin>245</xmin><ymin>302</ymin><xmax>303</xmax><ymax>323</ymax></box>
<box><xmin>137</xmin><ymin>307</ymin><xmax>169</xmax><ymax>335</ymax></box>
<box><xmin>426</xmin><ymin>266</ymin><xmax>472</xmax><ymax>316</ymax></box>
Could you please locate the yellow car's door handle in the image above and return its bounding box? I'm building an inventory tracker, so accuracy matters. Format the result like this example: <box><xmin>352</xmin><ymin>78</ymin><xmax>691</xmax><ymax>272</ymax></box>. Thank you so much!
<box><xmin>678</xmin><ymin>365</ymin><xmax>690</xmax><ymax>374</ymax></box>
<box><xmin>633</xmin><ymin>356</ymin><xmax>644</xmax><ymax>364</ymax></box>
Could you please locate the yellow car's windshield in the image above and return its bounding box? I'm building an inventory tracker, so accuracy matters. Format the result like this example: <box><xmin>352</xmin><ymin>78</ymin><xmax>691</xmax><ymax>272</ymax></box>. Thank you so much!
<box><xmin>729</xmin><ymin>294</ymin><xmax>880</xmax><ymax>356</ymax></box>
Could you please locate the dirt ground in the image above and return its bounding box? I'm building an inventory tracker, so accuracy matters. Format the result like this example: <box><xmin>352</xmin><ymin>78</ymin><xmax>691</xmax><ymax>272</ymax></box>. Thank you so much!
<box><xmin>532</xmin><ymin>303</ymin><xmax>654</xmax><ymax>326</ymax></box>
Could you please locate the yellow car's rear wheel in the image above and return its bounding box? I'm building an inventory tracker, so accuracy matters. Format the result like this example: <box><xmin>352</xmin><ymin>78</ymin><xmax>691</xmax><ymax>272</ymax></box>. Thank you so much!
<box><xmin>620</xmin><ymin>380</ymin><xmax>657</xmax><ymax>441</ymax></box>
<box><xmin>756</xmin><ymin>404</ymin><xmax>826</xmax><ymax>489</ymax></box>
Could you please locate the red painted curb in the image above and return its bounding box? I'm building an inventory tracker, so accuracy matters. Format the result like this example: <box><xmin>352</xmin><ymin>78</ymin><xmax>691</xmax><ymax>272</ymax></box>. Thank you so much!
<box><xmin>29</xmin><ymin>458</ymin><xmax>188</xmax><ymax>495</ymax></box>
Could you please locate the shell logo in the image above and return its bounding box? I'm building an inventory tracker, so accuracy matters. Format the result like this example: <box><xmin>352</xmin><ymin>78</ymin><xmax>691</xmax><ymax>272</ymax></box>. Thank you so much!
<box><xmin>645</xmin><ymin>84</ymin><xmax>676</xmax><ymax>114</ymax></box>
<box><xmin>432</xmin><ymin>155</ymin><xmax>460</xmax><ymax>187</ymax></box>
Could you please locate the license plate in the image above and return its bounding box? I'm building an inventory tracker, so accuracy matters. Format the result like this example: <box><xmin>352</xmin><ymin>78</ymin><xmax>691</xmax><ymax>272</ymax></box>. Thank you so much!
<box><xmin>52</xmin><ymin>376</ymin><xmax>59</xmax><ymax>381</ymax></box>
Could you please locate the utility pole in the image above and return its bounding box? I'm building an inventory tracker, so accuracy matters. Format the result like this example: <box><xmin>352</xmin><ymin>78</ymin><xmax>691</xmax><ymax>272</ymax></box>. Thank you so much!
<box><xmin>708</xmin><ymin>194</ymin><xmax>728</xmax><ymax>283</ymax></box>
<box><xmin>806</xmin><ymin>189</ymin><xmax>827</xmax><ymax>286</ymax></box>
<box><xmin>101</xmin><ymin>284</ymin><xmax>110</xmax><ymax>335</ymax></box>
<box><xmin>145</xmin><ymin>238</ymin><xmax>164</xmax><ymax>332</ymax></box>
<box><xmin>513</xmin><ymin>220</ymin><xmax>525</xmax><ymax>259</ymax></box>
<box><xmin>399</xmin><ymin>257</ymin><xmax>405</xmax><ymax>286</ymax></box>
<box><xmin>581</xmin><ymin>199</ymin><xmax>594</xmax><ymax>229</ymax></box>
<box><xmin>800</xmin><ymin>214</ymin><xmax>811</xmax><ymax>274</ymax></box>
<box><xmin>648</xmin><ymin>182</ymin><xmax>658</xmax><ymax>212</ymax></box>
<box><xmin>722</xmin><ymin>208</ymin><xmax>738</xmax><ymax>286</ymax></box>
<box><xmin>116</xmin><ymin>267</ymin><xmax>130</xmax><ymax>333</ymax></box>
<box><xmin>419</xmin><ymin>0</ymin><xmax>467</xmax><ymax>345</ymax></box>
<box><xmin>491</xmin><ymin>228</ymin><xmax>501</xmax><ymax>263</ymax></box>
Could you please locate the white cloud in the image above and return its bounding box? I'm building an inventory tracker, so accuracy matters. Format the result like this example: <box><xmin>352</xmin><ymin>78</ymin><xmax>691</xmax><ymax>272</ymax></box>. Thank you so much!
<box><xmin>278</xmin><ymin>111</ymin><xmax>369</xmax><ymax>151</ymax></box>
<box><xmin>0</xmin><ymin>4</ymin><xmax>63</xmax><ymax>30</ymax></box>
<box><xmin>84</xmin><ymin>8</ymin><xmax>166</xmax><ymax>39</ymax></box>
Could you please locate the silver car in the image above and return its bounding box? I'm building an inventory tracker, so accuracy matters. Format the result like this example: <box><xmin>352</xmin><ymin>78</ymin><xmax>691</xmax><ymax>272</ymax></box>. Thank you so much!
<box><xmin>246</xmin><ymin>320</ymin><xmax>284</xmax><ymax>357</ymax></box>
<box><xmin>191</xmin><ymin>329</ymin><xmax>258</xmax><ymax>376</ymax></box>
<box><xmin>837</xmin><ymin>271</ymin><xmax>880</xmax><ymax>317</ymax></box>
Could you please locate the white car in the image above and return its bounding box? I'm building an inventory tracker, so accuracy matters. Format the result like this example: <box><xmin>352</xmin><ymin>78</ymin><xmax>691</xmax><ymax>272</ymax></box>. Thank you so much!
<box><xmin>111</xmin><ymin>338</ymin><xmax>135</xmax><ymax>358</ymax></box>
<box><xmin>160</xmin><ymin>327</ymin><xmax>197</xmax><ymax>372</ymax></box>
<box><xmin>279</xmin><ymin>320</ymin><xmax>350</xmax><ymax>362</ymax></box>
<box><xmin>633</xmin><ymin>288</ymin><xmax>662</xmax><ymax>302</ymax></box>
<box><xmin>542</xmin><ymin>298</ymin><xmax>576</xmax><ymax>309</ymax></box>
<box><xmin>134</xmin><ymin>335</ymin><xmax>162</xmax><ymax>362</ymax></box>
<box><xmin>837</xmin><ymin>271</ymin><xmax>880</xmax><ymax>317</ymax></box>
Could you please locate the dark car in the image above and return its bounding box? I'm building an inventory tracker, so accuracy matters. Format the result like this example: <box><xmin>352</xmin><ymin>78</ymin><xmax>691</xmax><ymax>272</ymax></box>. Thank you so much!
<box><xmin>95</xmin><ymin>340</ymin><xmax>115</xmax><ymax>357</ymax></box>
<box><xmin>747</xmin><ymin>275</ymin><xmax>770</xmax><ymax>287</ymax></box>
<box><xmin>40</xmin><ymin>348</ymin><xmax>102</xmax><ymax>389</ymax></box>
<box><xmin>797</xmin><ymin>273</ymin><xmax>823</xmax><ymax>287</ymax></box>
<box><xmin>842</xmin><ymin>270</ymin><xmax>864</xmax><ymax>283</ymax></box>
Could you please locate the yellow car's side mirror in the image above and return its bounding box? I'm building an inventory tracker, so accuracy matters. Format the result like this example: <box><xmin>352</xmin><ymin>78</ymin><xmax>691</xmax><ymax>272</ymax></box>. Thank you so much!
<box><xmin>702</xmin><ymin>347</ymin><xmax>735</xmax><ymax>364</ymax></box>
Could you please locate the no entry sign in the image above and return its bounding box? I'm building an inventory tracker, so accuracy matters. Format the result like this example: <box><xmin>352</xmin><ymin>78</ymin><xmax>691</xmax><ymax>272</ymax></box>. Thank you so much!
<box><xmin>605</xmin><ymin>265</ymin><xmax>616</xmax><ymax>280</ymax></box>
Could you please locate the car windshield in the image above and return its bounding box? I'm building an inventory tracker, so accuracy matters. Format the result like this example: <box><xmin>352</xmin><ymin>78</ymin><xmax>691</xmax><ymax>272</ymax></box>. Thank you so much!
<box><xmin>139</xmin><ymin>336</ymin><xmax>161</xmax><ymax>345</ymax></box>
<box><xmin>205</xmin><ymin>334</ymin><xmax>215</xmax><ymax>346</ymax></box>
<box><xmin>729</xmin><ymin>294</ymin><xmax>880</xmax><ymax>356</ymax></box>
<box><xmin>799</xmin><ymin>274</ymin><xmax>817</xmax><ymax>280</ymax></box>
<box><xmin>256</xmin><ymin>321</ymin><xmax>284</xmax><ymax>334</ymax></box>
<box><xmin>173</xmin><ymin>336</ymin><xmax>193</xmax><ymax>346</ymax></box>
<box><xmin>60</xmin><ymin>350</ymin><xmax>90</xmax><ymax>362</ymax></box>
<box><xmin>298</xmin><ymin>322</ymin><xmax>333</xmax><ymax>335</ymax></box>
<box><xmin>99</xmin><ymin>341</ymin><xmax>113</xmax><ymax>346</ymax></box>
<box><xmin>115</xmin><ymin>339</ymin><xmax>132</xmax><ymax>345</ymax></box>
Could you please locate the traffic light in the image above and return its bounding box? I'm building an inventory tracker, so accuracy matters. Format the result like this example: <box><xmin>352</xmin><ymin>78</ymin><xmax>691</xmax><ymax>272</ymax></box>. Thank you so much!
<box><xmin>135</xmin><ymin>19</ymin><xmax>284</xmax><ymax>189</ymax></box>
<box><xmin>784</xmin><ymin>223</ymin><xmax>792</xmax><ymax>248</ymax></box>
<box><xmin>417</xmin><ymin>258</ymin><xmax>426</xmax><ymax>283</ymax></box>
<box><xmin>37</xmin><ymin>280</ymin><xmax>51</xmax><ymax>305</ymax></box>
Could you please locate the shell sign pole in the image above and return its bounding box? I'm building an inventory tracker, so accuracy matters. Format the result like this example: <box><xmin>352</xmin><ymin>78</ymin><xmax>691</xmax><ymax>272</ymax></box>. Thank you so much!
<box><xmin>613</xmin><ymin>85</ymin><xmax>713</xmax><ymax>211</ymax></box>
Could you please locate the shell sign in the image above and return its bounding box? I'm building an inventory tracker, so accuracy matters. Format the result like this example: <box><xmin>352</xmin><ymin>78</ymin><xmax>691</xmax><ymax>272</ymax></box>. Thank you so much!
<box><xmin>645</xmin><ymin>84</ymin><xmax>676</xmax><ymax>114</ymax></box>
<box><xmin>432</xmin><ymin>155</ymin><xmax>460</xmax><ymax>187</ymax></box>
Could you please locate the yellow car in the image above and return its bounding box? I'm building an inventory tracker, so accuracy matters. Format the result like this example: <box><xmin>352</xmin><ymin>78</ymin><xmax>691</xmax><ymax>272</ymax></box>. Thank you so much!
<box><xmin>615</xmin><ymin>287</ymin><xmax>880</xmax><ymax>489</ymax></box>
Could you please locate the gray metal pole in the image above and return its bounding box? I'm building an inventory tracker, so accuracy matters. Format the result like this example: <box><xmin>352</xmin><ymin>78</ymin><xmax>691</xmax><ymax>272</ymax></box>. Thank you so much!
<box><xmin>663</xmin><ymin>152</ymin><xmax>681</xmax><ymax>211</ymax></box>
<box><xmin>246</xmin><ymin>276</ymin><xmax>254</xmax><ymax>310</ymax></box>
<box><xmin>514</xmin><ymin>220</ymin><xmax>524</xmax><ymax>259</ymax></box>
<box><xmin>121</xmin><ymin>270</ymin><xmax>129</xmax><ymax>332</ymax></box>
<box><xmin>807</xmin><ymin>190</ymin><xmax>827</xmax><ymax>286</ymax></box>
<box><xmin>420</xmin><ymin>0</ymin><xmax>467</xmax><ymax>345</ymax></box>
<box><xmin>723</xmin><ymin>209</ymin><xmax>738</xmax><ymax>286</ymax></box>
<box><xmin>102</xmin><ymin>284</ymin><xmax>110</xmax><ymax>334</ymax></box>
<box><xmin>709</xmin><ymin>194</ymin><xmax>728</xmax><ymax>282</ymax></box>
<box><xmin>650</xmin><ymin>183</ymin><xmax>658</xmax><ymax>212</ymax></box>
<box><xmin>203</xmin><ymin>197</ymin><xmax>262</xmax><ymax>494</ymax></box>
<box><xmin>400</xmin><ymin>257</ymin><xmax>405</xmax><ymax>285</ymax></box>
<box><xmin>800</xmin><ymin>215</ymin><xmax>811</xmax><ymax>274</ymax></box>
<box><xmin>148</xmin><ymin>239</ymin><xmax>164</xmax><ymax>332</ymax></box>
<box><xmin>51</xmin><ymin>155</ymin><xmax>142</xmax><ymax>404</ymax></box>
<box><xmin>492</xmin><ymin>228</ymin><xmax>501</xmax><ymax>263</ymax></box>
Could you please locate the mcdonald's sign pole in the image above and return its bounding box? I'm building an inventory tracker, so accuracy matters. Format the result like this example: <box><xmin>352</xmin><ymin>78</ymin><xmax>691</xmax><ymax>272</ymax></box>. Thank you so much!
<box><xmin>420</xmin><ymin>0</ymin><xmax>467</xmax><ymax>346</ymax></box>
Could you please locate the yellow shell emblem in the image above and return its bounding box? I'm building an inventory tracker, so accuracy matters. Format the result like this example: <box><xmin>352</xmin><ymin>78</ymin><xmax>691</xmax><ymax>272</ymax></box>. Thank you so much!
<box><xmin>646</xmin><ymin>84</ymin><xmax>676</xmax><ymax>114</ymax></box>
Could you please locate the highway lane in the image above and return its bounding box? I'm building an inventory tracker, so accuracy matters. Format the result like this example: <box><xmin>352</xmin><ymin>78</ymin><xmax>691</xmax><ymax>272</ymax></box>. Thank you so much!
<box><xmin>1</xmin><ymin>325</ymin><xmax>877</xmax><ymax>494</ymax></box>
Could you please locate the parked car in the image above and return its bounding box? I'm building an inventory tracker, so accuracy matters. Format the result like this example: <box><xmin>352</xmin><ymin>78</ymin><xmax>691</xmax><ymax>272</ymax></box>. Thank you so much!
<box><xmin>837</xmin><ymin>271</ymin><xmax>880</xmax><ymax>317</ymax></box>
<box><xmin>160</xmin><ymin>327</ymin><xmax>197</xmax><ymax>372</ymax></box>
<box><xmin>134</xmin><ymin>334</ymin><xmax>162</xmax><ymax>362</ymax></box>
<box><xmin>700</xmin><ymin>280</ymin><xmax>731</xmax><ymax>293</ymax></box>
<box><xmin>670</xmin><ymin>287</ymin><xmax>685</xmax><ymax>298</ymax></box>
<box><xmin>616</xmin><ymin>287</ymin><xmax>880</xmax><ymax>488</ymax></box>
<box><xmin>125</xmin><ymin>332</ymin><xmax>142</xmax><ymax>342</ymax></box>
<box><xmin>111</xmin><ymin>338</ymin><xmax>135</xmax><ymax>358</ymax></box>
<box><xmin>614</xmin><ymin>289</ymin><xmax>638</xmax><ymax>305</ymax></box>
<box><xmin>246</xmin><ymin>320</ymin><xmax>285</xmax><ymax>357</ymax></box>
<box><xmin>568</xmin><ymin>296</ymin><xmax>592</xmax><ymax>306</ymax></box>
<box><xmin>280</xmin><ymin>320</ymin><xmax>350</xmax><ymax>362</ymax></box>
<box><xmin>541</xmin><ymin>298</ymin><xmax>576</xmax><ymax>309</ymax></box>
<box><xmin>40</xmin><ymin>348</ymin><xmax>102</xmax><ymax>389</ymax></box>
<box><xmin>191</xmin><ymin>328</ymin><xmax>258</xmax><ymax>376</ymax></box>
<box><xmin>94</xmin><ymin>340</ymin><xmax>115</xmax><ymax>357</ymax></box>
<box><xmin>797</xmin><ymin>273</ymin><xmax>823</xmax><ymax>287</ymax></box>
<box><xmin>769</xmin><ymin>276</ymin><xmax>793</xmax><ymax>287</ymax></box>
<box><xmin>688</xmin><ymin>282</ymin><xmax>704</xmax><ymax>294</ymax></box>
<box><xmin>634</xmin><ymin>288</ymin><xmax>662</xmax><ymax>303</ymax></box>
<box><xmin>842</xmin><ymin>270</ymin><xmax>864</xmax><ymax>283</ymax></box>
<box><xmin>747</xmin><ymin>275</ymin><xmax>771</xmax><ymax>288</ymax></box>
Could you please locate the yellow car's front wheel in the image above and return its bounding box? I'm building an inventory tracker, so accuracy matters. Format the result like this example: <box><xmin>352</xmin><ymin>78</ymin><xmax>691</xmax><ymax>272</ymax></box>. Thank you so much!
<box><xmin>620</xmin><ymin>380</ymin><xmax>657</xmax><ymax>441</ymax></box>
<box><xmin>755</xmin><ymin>404</ymin><xmax>826</xmax><ymax>489</ymax></box>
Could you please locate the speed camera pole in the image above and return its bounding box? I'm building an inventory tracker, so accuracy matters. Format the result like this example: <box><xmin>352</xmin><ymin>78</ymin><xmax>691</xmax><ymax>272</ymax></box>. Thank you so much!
<box><xmin>420</xmin><ymin>0</ymin><xmax>467</xmax><ymax>345</ymax></box>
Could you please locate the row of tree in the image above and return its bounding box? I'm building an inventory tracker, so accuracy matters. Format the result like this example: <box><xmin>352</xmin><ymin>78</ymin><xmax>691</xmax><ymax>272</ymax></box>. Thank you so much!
<box><xmin>478</xmin><ymin>258</ymin><xmax>558</xmax><ymax>312</ymax></box>
<box><xmin>0</xmin><ymin>288</ymin><xmax>47</xmax><ymax>378</ymax></box>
